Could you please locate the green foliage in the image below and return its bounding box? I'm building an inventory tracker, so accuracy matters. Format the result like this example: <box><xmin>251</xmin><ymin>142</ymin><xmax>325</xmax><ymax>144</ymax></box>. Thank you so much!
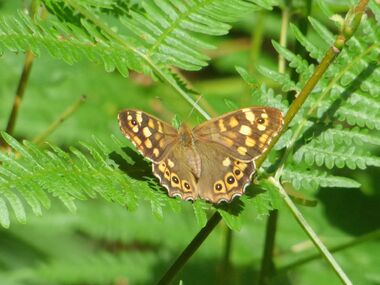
<box><xmin>254</xmin><ymin>11</ymin><xmax>380</xmax><ymax>193</ymax></box>
<box><xmin>0</xmin><ymin>0</ymin><xmax>271</xmax><ymax>76</ymax></box>
<box><xmin>0</xmin><ymin>132</ymin><xmax>177</xmax><ymax>228</ymax></box>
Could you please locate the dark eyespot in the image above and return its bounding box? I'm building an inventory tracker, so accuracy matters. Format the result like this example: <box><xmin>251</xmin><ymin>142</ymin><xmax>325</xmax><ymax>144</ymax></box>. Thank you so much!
<box><xmin>184</xmin><ymin>182</ymin><xmax>190</xmax><ymax>189</ymax></box>
<box><xmin>215</xmin><ymin>183</ymin><xmax>223</xmax><ymax>191</ymax></box>
<box><xmin>235</xmin><ymin>161</ymin><xmax>240</xmax><ymax>165</ymax></box>
<box><xmin>227</xmin><ymin>176</ymin><xmax>235</xmax><ymax>184</ymax></box>
<box><xmin>172</xmin><ymin>176</ymin><xmax>179</xmax><ymax>184</ymax></box>
<box><xmin>165</xmin><ymin>171</ymin><xmax>170</xmax><ymax>176</ymax></box>
<box><xmin>234</xmin><ymin>169</ymin><xmax>241</xmax><ymax>176</ymax></box>
<box><xmin>131</xmin><ymin>119</ymin><xmax>137</xmax><ymax>126</ymax></box>
<box><xmin>257</xmin><ymin>118</ymin><xmax>265</xmax><ymax>124</ymax></box>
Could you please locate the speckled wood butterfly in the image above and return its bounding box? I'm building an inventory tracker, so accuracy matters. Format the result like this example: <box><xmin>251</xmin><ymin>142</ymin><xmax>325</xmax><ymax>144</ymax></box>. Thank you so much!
<box><xmin>118</xmin><ymin>107</ymin><xmax>283</xmax><ymax>204</ymax></box>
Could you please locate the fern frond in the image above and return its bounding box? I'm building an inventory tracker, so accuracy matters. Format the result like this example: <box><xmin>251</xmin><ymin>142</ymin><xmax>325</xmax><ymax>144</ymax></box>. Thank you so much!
<box><xmin>320</xmin><ymin>125</ymin><xmax>380</xmax><ymax>146</ymax></box>
<box><xmin>282</xmin><ymin>167</ymin><xmax>361</xmax><ymax>192</ymax></box>
<box><xmin>294</xmin><ymin>139</ymin><xmax>380</xmax><ymax>170</ymax></box>
<box><xmin>0</xmin><ymin>1</ymin><xmax>272</xmax><ymax>76</ymax></box>
<box><xmin>0</xmin><ymin>11</ymin><xmax>147</xmax><ymax>77</ymax></box>
<box><xmin>0</xmin><ymin>132</ymin><xmax>169</xmax><ymax>227</ymax></box>
<box><xmin>121</xmin><ymin>0</ymin><xmax>263</xmax><ymax>71</ymax></box>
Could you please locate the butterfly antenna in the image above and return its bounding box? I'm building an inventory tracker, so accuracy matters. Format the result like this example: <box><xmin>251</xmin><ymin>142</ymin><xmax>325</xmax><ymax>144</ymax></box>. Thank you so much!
<box><xmin>185</xmin><ymin>95</ymin><xmax>203</xmax><ymax>122</ymax></box>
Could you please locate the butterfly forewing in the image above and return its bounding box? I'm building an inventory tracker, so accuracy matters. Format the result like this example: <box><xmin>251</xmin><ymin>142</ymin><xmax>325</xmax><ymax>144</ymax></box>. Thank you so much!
<box><xmin>118</xmin><ymin>109</ymin><xmax>178</xmax><ymax>162</ymax></box>
<box><xmin>193</xmin><ymin>107</ymin><xmax>284</xmax><ymax>161</ymax></box>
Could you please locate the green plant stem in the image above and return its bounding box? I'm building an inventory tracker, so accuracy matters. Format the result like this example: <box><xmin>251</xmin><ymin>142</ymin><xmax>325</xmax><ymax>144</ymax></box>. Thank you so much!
<box><xmin>248</xmin><ymin>11</ymin><xmax>265</xmax><ymax>74</ymax></box>
<box><xmin>1</xmin><ymin>51</ymin><xmax>34</xmax><ymax>144</ymax></box>
<box><xmin>268</xmin><ymin>177</ymin><xmax>352</xmax><ymax>285</ymax></box>
<box><xmin>258</xmin><ymin>210</ymin><xmax>278</xmax><ymax>285</ymax></box>
<box><xmin>156</xmin><ymin>212</ymin><xmax>222</xmax><ymax>285</ymax></box>
<box><xmin>65</xmin><ymin>0</ymin><xmax>210</xmax><ymax>120</ymax></box>
<box><xmin>32</xmin><ymin>95</ymin><xmax>87</xmax><ymax>145</ymax></box>
<box><xmin>1</xmin><ymin>1</ymin><xmax>44</xmax><ymax>148</ymax></box>
<box><xmin>278</xmin><ymin>229</ymin><xmax>380</xmax><ymax>273</ymax></box>
<box><xmin>278</xmin><ymin>7</ymin><xmax>289</xmax><ymax>74</ymax></box>
<box><xmin>220</xmin><ymin>227</ymin><xmax>233</xmax><ymax>285</ymax></box>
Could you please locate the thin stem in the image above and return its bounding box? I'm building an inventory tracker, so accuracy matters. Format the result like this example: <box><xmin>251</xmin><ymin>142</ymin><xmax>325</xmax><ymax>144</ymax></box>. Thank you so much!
<box><xmin>32</xmin><ymin>95</ymin><xmax>87</xmax><ymax>145</ymax></box>
<box><xmin>278</xmin><ymin>7</ymin><xmax>289</xmax><ymax>74</ymax></box>
<box><xmin>258</xmin><ymin>210</ymin><xmax>278</xmax><ymax>285</ymax></box>
<box><xmin>1</xmin><ymin>1</ymin><xmax>44</xmax><ymax>147</ymax></box>
<box><xmin>268</xmin><ymin>177</ymin><xmax>352</xmax><ymax>285</ymax></box>
<box><xmin>219</xmin><ymin>227</ymin><xmax>233</xmax><ymax>285</ymax></box>
<box><xmin>2</xmin><ymin>51</ymin><xmax>35</xmax><ymax>140</ymax></box>
<box><xmin>248</xmin><ymin>12</ymin><xmax>265</xmax><ymax>74</ymax></box>
<box><xmin>156</xmin><ymin>213</ymin><xmax>222</xmax><ymax>285</ymax></box>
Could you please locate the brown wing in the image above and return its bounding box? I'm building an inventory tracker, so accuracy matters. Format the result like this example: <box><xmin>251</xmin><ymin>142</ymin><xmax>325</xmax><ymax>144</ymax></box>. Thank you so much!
<box><xmin>193</xmin><ymin>107</ymin><xmax>284</xmax><ymax>161</ymax></box>
<box><xmin>152</xmin><ymin>145</ymin><xmax>199</xmax><ymax>201</ymax></box>
<box><xmin>195</xmin><ymin>142</ymin><xmax>255</xmax><ymax>203</ymax></box>
<box><xmin>118</xmin><ymin>109</ymin><xmax>178</xmax><ymax>163</ymax></box>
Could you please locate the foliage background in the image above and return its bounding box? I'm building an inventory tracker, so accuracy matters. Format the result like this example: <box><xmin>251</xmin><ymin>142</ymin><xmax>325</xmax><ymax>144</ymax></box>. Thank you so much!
<box><xmin>0</xmin><ymin>0</ymin><xmax>379</xmax><ymax>284</ymax></box>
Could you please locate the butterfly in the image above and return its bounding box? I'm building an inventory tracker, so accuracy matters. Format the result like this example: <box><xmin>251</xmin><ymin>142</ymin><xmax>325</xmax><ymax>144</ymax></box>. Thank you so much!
<box><xmin>118</xmin><ymin>107</ymin><xmax>283</xmax><ymax>204</ymax></box>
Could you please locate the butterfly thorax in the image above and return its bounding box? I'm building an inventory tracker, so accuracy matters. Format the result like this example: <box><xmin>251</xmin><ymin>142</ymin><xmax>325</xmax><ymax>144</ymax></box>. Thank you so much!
<box><xmin>178</xmin><ymin>124</ymin><xmax>202</xmax><ymax>179</ymax></box>
<box><xmin>178</xmin><ymin>124</ymin><xmax>194</xmax><ymax>147</ymax></box>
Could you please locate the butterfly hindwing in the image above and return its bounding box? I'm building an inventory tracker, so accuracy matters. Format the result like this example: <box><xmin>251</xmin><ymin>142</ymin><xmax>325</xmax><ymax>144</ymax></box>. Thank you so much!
<box><xmin>195</xmin><ymin>142</ymin><xmax>255</xmax><ymax>203</ymax></box>
<box><xmin>193</xmin><ymin>107</ymin><xmax>283</xmax><ymax>161</ymax></box>
<box><xmin>152</xmin><ymin>145</ymin><xmax>198</xmax><ymax>201</ymax></box>
<box><xmin>118</xmin><ymin>109</ymin><xmax>178</xmax><ymax>162</ymax></box>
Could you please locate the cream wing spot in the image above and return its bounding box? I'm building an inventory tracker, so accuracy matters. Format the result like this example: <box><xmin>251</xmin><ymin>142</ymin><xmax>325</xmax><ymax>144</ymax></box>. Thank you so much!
<box><xmin>222</xmin><ymin>157</ymin><xmax>231</xmax><ymax>167</ymax></box>
<box><xmin>257</xmin><ymin>124</ymin><xmax>266</xmax><ymax>131</ymax></box>
<box><xmin>259</xmin><ymin>134</ymin><xmax>269</xmax><ymax>144</ymax></box>
<box><xmin>245</xmin><ymin>137</ymin><xmax>256</xmax><ymax>147</ymax></box>
<box><xmin>136</xmin><ymin>112</ymin><xmax>143</xmax><ymax>124</ymax></box>
<box><xmin>127</xmin><ymin>115</ymin><xmax>132</xmax><ymax>121</ymax></box>
<box><xmin>239</xmin><ymin>125</ymin><xmax>252</xmax><ymax>135</ymax></box>
<box><xmin>143</xmin><ymin>127</ymin><xmax>152</xmax><ymax>137</ymax></box>
<box><xmin>144</xmin><ymin>139</ymin><xmax>152</xmax><ymax>148</ymax></box>
<box><xmin>167</xmin><ymin>159</ymin><xmax>175</xmax><ymax>168</ymax></box>
<box><xmin>153</xmin><ymin>148</ymin><xmax>160</xmax><ymax>157</ymax></box>
<box><xmin>148</xmin><ymin>119</ymin><xmax>155</xmax><ymax>129</ymax></box>
<box><xmin>218</xmin><ymin>119</ymin><xmax>226</xmax><ymax>132</ymax></box>
<box><xmin>157</xmin><ymin>121</ymin><xmax>163</xmax><ymax>133</ymax></box>
<box><xmin>132</xmin><ymin>125</ymin><xmax>139</xmax><ymax>133</ymax></box>
<box><xmin>134</xmin><ymin>136</ymin><xmax>142</xmax><ymax>145</ymax></box>
<box><xmin>229</xmin><ymin>116</ymin><xmax>239</xmax><ymax>128</ymax></box>
<box><xmin>245</xmin><ymin>111</ymin><xmax>255</xmax><ymax>124</ymax></box>
<box><xmin>237</xmin><ymin>146</ymin><xmax>248</xmax><ymax>155</ymax></box>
